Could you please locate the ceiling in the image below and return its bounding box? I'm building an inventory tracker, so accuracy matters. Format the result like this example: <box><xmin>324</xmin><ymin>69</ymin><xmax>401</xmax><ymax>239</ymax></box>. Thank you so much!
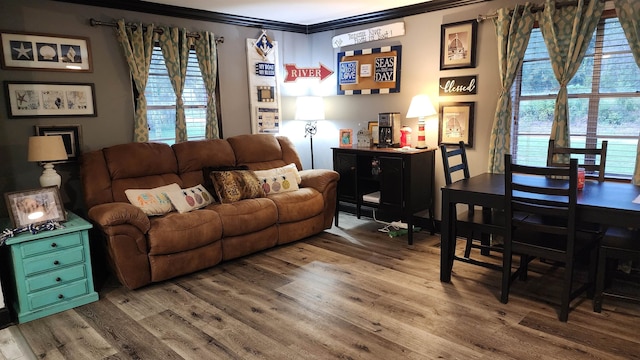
<box><xmin>142</xmin><ymin>0</ymin><xmax>433</xmax><ymax>25</ymax></box>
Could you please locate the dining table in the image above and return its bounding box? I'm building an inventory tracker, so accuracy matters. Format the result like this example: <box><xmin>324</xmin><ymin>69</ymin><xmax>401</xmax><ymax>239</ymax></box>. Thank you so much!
<box><xmin>440</xmin><ymin>173</ymin><xmax>640</xmax><ymax>283</ymax></box>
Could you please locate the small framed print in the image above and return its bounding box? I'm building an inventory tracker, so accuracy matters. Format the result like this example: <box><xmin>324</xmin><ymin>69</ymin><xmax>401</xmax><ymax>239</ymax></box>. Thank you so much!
<box><xmin>1</xmin><ymin>31</ymin><xmax>92</xmax><ymax>72</ymax></box>
<box><xmin>368</xmin><ymin>121</ymin><xmax>379</xmax><ymax>145</ymax></box>
<box><xmin>440</xmin><ymin>20</ymin><xmax>477</xmax><ymax>70</ymax></box>
<box><xmin>35</xmin><ymin>124</ymin><xmax>82</xmax><ymax>163</ymax></box>
<box><xmin>4</xmin><ymin>81</ymin><xmax>96</xmax><ymax>118</ymax></box>
<box><xmin>439</xmin><ymin>102</ymin><xmax>475</xmax><ymax>147</ymax></box>
<box><xmin>4</xmin><ymin>186</ymin><xmax>67</xmax><ymax>228</ymax></box>
<box><xmin>339</xmin><ymin>129</ymin><xmax>353</xmax><ymax>148</ymax></box>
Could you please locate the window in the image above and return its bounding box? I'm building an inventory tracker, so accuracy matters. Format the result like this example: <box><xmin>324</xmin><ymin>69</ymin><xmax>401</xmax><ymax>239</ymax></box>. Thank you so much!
<box><xmin>145</xmin><ymin>46</ymin><xmax>208</xmax><ymax>145</ymax></box>
<box><xmin>512</xmin><ymin>16</ymin><xmax>640</xmax><ymax>178</ymax></box>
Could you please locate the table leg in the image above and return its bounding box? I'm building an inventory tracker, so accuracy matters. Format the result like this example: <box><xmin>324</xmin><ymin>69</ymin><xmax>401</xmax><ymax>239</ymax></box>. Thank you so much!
<box><xmin>441</xmin><ymin>190</ymin><xmax>453</xmax><ymax>282</ymax></box>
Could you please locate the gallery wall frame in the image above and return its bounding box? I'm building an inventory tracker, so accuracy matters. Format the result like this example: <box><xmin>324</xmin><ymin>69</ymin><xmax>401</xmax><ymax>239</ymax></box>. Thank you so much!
<box><xmin>0</xmin><ymin>31</ymin><xmax>92</xmax><ymax>72</ymax></box>
<box><xmin>4</xmin><ymin>186</ymin><xmax>67</xmax><ymax>228</ymax></box>
<box><xmin>440</xmin><ymin>20</ymin><xmax>477</xmax><ymax>70</ymax></box>
<box><xmin>4</xmin><ymin>81</ymin><xmax>97</xmax><ymax>118</ymax></box>
<box><xmin>35</xmin><ymin>124</ymin><xmax>83</xmax><ymax>163</ymax></box>
<box><xmin>439</xmin><ymin>102</ymin><xmax>475</xmax><ymax>147</ymax></box>
<box><xmin>337</xmin><ymin>45</ymin><xmax>402</xmax><ymax>95</ymax></box>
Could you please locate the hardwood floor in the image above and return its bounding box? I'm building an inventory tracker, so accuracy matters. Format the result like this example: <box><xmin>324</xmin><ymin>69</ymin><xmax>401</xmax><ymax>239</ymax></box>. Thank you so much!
<box><xmin>8</xmin><ymin>214</ymin><xmax>640</xmax><ymax>359</ymax></box>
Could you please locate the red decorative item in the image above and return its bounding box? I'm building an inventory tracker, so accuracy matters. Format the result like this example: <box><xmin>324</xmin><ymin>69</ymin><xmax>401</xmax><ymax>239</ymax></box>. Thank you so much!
<box><xmin>400</xmin><ymin>126</ymin><xmax>412</xmax><ymax>147</ymax></box>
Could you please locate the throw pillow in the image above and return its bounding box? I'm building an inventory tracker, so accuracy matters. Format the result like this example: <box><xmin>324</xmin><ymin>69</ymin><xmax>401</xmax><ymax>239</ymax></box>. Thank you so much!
<box><xmin>125</xmin><ymin>183</ymin><xmax>181</xmax><ymax>216</ymax></box>
<box><xmin>253</xmin><ymin>171</ymin><xmax>300</xmax><ymax>195</ymax></box>
<box><xmin>210</xmin><ymin>170</ymin><xmax>265</xmax><ymax>203</ymax></box>
<box><xmin>165</xmin><ymin>184</ymin><xmax>214</xmax><ymax>213</ymax></box>
<box><xmin>202</xmin><ymin>165</ymin><xmax>249</xmax><ymax>196</ymax></box>
<box><xmin>253</xmin><ymin>163</ymin><xmax>301</xmax><ymax>185</ymax></box>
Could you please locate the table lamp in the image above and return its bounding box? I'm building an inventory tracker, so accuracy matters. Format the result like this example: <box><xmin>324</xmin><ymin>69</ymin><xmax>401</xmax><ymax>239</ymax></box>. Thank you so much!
<box><xmin>28</xmin><ymin>135</ymin><xmax>68</xmax><ymax>188</ymax></box>
<box><xmin>295</xmin><ymin>96</ymin><xmax>325</xmax><ymax>169</ymax></box>
<box><xmin>406</xmin><ymin>94</ymin><xmax>437</xmax><ymax>149</ymax></box>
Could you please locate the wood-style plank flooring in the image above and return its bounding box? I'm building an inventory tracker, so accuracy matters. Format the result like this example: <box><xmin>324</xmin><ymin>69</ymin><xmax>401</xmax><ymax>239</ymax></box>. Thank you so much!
<box><xmin>7</xmin><ymin>214</ymin><xmax>640</xmax><ymax>359</ymax></box>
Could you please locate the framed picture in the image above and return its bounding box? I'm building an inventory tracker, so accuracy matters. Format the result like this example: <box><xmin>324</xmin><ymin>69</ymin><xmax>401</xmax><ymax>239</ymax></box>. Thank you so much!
<box><xmin>4</xmin><ymin>186</ymin><xmax>67</xmax><ymax>228</ymax></box>
<box><xmin>4</xmin><ymin>81</ymin><xmax>96</xmax><ymax>118</ymax></box>
<box><xmin>1</xmin><ymin>31</ymin><xmax>92</xmax><ymax>72</ymax></box>
<box><xmin>339</xmin><ymin>129</ymin><xmax>353</xmax><ymax>147</ymax></box>
<box><xmin>368</xmin><ymin>121</ymin><xmax>379</xmax><ymax>145</ymax></box>
<box><xmin>35</xmin><ymin>125</ymin><xmax>82</xmax><ymax>163</ymax></box>
<box><xmin>337</xmin><ymin>45</ymin><xmax>402</xmax><ymax>95</ymax></box>
<box><xmin>440</xmin><ymin>20</ymin><xmax>477</xmax><ymax>70</ymax></box>
<box><xmin>439</xmin><ymin>102</ymin><xmax>475</xmax><ymax>147</ymax></box>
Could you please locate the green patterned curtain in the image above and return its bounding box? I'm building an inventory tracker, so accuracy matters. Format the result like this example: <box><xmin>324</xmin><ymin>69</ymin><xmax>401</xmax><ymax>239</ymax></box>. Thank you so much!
<box><xmin>538</xmin><ymin>0</ymin><xmax>604</xmax><ymax>161</ymax></box>
<box><xmin>115</xmin><ymin>20</ymin><xmax>156</xmax><ymax>143</ymax></box>
<box><xmin>613</xmin><ymin>0</ymin><xmax>640</xmax><ymax>184</ymax></box>
<box><xmin>194</xmin><ymin>32</ymin><xmax>220</xmax><ymax>139</ymax></box>
<box><xmin>488</xmin><ymin>3</ymin><xmax>536</xmax><ymax>173</ymax></box>
<box><xmin>158</xmin><ymin>26</ymin><xmax>193</xmax><ymax>143</ymax></box>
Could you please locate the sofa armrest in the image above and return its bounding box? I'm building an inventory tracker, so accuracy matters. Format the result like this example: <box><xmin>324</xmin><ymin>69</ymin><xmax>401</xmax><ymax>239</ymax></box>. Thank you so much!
<box><xmin>87</xmin><ymin>202</ymin><xmax>151</xmax><ymax>233</ymax></box>
<box><xmin>299</xmin><ymin>169</ymin><xmax>340</xmax><ymax>229</ymax></box>
<box><xmin>299</xmin><ymin>169</ymin><xmax>340</xmax><ymax>193</ymax></box>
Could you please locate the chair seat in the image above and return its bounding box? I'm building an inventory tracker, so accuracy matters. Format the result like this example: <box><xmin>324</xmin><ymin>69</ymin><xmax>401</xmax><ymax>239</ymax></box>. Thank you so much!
<box><xmin>602</xmin><ymin>227</ymin><xmax>640</xmax><ymax>252</ymax></box>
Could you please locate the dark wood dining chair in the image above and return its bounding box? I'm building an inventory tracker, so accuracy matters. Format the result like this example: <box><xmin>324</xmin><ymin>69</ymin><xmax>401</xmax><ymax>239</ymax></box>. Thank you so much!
<box><xmin>440</xmin><ymin>141</ymin><xmax>502</xmax><ymax>271</ymax></box>
<box><xmin>593</xmin><ymin>227</ymin><xmax>640</xmax><ymax>312</ymax></box>
<box><xmin>547</xmin><ymin>139</ymin><xmax>608</xmax><ymax>182</ymax></box>
<box><xmin>503</xmin><ymin>154</ymin><xmax>602</xmax><ymax>322</ymax></box>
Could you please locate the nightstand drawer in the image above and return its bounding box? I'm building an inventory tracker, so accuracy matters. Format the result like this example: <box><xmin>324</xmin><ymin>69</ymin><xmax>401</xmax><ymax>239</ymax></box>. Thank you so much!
<box><xmin>20</xmin><ymin>233</ymin><xmax>82</xmax><ymax>258</ymax></box>
<box><xmin>25</xmin><ymin>264</ymin><xmax>88</xmax><ymax>293</ymax></box>
<box><xmin>28</xmin><ymin>279</ymin><xmax>89</xmax><ymax>310</ymax></box>
<box><xmin>22</xmin><ymin>247</ymin><xmax>85</xmax><ymax>276</ymax></box>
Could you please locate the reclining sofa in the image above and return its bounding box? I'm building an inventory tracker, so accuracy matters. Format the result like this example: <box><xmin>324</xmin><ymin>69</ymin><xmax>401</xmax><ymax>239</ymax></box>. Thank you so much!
<box><xmin>81</xmin><ymin>134</ymin><xmax>339</xmax><ymax>289</ymax></box>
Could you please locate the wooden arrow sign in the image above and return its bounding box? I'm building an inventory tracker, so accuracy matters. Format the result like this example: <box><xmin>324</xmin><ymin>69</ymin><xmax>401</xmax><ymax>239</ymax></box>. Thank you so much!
<box><xmin>284</xmin><ymin>63</ymin><xmax>334</xmax><ymax>82</ymax></box>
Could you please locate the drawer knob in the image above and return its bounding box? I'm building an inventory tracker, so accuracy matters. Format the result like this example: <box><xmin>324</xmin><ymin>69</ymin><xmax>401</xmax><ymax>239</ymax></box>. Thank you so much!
<box><xmin>55</xmin><ymin>277</ymin><xmax>61</xmax><ymax>282</ymax></box>
<box><xmin>53</xmin><ymin>260</ymin><xmax>60</xmax><ymax>265</ymax></box>
<box><xmin>51</xmin><ymin>242</ymin><xmax>57</xmax><ymax>248</ymax></box>
<box><xmin>58</xmin><ymin>294</ymin><xmax>64</xmax><ymax>299</ymax></box>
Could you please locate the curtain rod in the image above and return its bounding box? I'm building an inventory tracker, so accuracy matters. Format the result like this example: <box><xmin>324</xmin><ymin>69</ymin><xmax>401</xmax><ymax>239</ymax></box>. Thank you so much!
<box><xmin>477</xmin><ymin>0</ymin><xmax>607</xmax><ymax>22</ymax></box>
<box><xmin>89</xmin><ymin>18</ymin><xmax>224</xmax><ymax>44</ymax></box>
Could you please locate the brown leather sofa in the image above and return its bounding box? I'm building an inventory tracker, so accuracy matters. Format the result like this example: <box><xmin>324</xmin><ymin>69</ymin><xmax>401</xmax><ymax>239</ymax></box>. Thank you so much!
<box><xmin>81</xmin><ymin>134</ymin><xmax>339</xmax><ymax>289</ymax></box>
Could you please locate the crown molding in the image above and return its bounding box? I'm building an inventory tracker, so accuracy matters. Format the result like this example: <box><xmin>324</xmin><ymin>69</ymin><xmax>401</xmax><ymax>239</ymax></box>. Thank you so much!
<box><xmin>53</xmin><ymin>0</ymin><xmax>490</xmax><ymax>34</ymax></box>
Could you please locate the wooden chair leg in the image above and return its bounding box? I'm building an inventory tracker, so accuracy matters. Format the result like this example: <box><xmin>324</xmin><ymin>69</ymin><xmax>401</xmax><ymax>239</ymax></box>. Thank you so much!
<box><xmin>593</xmin><ymin>248</ymin><xmax>607</xmax><ymax>313</ymax></box>
<box><xmin>559</xmin><ymin>259</ymin><xmax>574</xmax><ymax>322</ymax></box>
<box><xmin>501</xmin><ymin>251</ymin><xmax>512</xmax><ymax>304</ymax></box>
<box><xmin>463</xmin><ymin>233</ymin><xmax>473</xmax><ymax>258</ymax></box>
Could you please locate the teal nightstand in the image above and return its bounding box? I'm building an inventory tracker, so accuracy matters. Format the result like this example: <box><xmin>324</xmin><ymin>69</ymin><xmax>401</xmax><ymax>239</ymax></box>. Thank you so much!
<box><xmin>3</xmin><ymin>212</ymin><xmax>98</xmax><ymax>323</ymax></box>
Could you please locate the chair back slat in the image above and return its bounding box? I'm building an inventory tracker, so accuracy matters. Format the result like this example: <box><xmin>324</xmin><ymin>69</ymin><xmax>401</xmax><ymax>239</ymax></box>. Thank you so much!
<box><xmin>547</xmin><ymin>139</ymin><xmax>607</xmax><ymax>182</ymax></box>
<box><xmin>440</xmin><ymin>141</ymin><xmax>470</xmax><ymax>186</ymax></box>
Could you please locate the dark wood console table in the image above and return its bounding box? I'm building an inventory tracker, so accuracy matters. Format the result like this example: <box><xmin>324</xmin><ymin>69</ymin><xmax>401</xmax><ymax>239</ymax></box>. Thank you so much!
<box><xmin>332</xmin><ymin>146</ymin><xmax>436</xmax><ymax>245</ymax></box>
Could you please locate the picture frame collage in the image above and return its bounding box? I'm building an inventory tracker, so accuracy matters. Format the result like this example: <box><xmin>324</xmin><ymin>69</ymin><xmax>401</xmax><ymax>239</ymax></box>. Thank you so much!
<box><xmin>438</xmin><ymin>20</ymin><xmax>478</xmax><ymax>147</ymax></box>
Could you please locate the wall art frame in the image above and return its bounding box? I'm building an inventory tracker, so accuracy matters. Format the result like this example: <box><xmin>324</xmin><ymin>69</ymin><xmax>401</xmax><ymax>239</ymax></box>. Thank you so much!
<box><xmin>337</xmin><ymin>45</ymin><xmax>402</xmax><ymax>95</ymax></box>
<box><xmin>440</xmin><ymin>20</ymin><xmax>477</xmax><ymax>70</ymax></box>
<box><xmin>1</xmin><ymin>31</ymin><xmax>92</xmax><ymax>72</ymax></box>
<box><xmin>4</xmin><ymin>186</ymin><xmax>67</xmax><ymax>228</ymax></box>
<box><xmin>439</xmin><ymin>102</ymin><xmax>475</xmax><ymax>147</ymax></box>
<box><xmin>4</xmin><ymin>81</ymin><xmax>97</xmax><ymax>118</ymax></box>
<box><xmin>34</xmin><ymin>124</ymin><xmax>83</xmax><ymax>163</ymax></box>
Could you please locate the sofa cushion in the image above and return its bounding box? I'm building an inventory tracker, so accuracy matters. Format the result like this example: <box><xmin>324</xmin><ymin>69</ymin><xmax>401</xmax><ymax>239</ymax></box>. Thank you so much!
<box><xmin>210</xmin><ymin>170</ymin><xmax>265</xmax><ymax>203</ymax></box>
<box><xmin>268</xmin><ymin>187</ymin><xmax>324</xmax><ymax>223</ymax></box>
<box><xmin>254</xmin><ymin>170</ymin><xmax>300</xmax><ymax>195</ymax></box>
<box><xmin>147</xmin><ymin>210</ymin><xmax>222</xmax><ymax>255</ymax></box>
<box><xmin>166</xmin><ymin>184</ymin><xmax>214</xmax><ymax>213</ymax></box>
<box><xmin>124</xmin><ymin>183</ymin><xmax>181</xmax><ymax>216</ymax></box>
<box><xmin>207</xmin><ymin>198</ymin><xmax>278</xmax><ymax>237</ymax></box>
<box><xmin>202</xmin><ymin>165</ymin><xmax>249</xmax><ymax>199</ymax></box>
<box><xmin>172</xmin><ymin>139</ymin><xmax>237</xmax><ymax>188</ymax></box>
<box><xmin>253</xmin><ymin>163</ymin><xmax>301</xmax><ymax>184</ymax></box>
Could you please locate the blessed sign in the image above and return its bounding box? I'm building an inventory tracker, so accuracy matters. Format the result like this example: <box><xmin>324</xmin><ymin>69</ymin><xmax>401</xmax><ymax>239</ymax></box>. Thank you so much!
<box><xmin>439</xmin><ymin>75</ymin><xmax>477</xmax><ymax>96</ymax></box>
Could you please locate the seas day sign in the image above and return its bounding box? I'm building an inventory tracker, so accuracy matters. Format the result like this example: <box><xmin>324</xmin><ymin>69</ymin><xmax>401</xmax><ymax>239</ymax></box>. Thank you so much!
<box><xmin>439</xmin><ymin>75</ymin><xmax>477</xmax><ymax>96</ymax></box>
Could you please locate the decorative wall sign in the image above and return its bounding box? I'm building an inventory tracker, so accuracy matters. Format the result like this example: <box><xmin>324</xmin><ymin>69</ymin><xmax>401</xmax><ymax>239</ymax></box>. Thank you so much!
<box><xmin>284</xmin><ymin>63</ymin><xmax>333</xmax><ymax>82</ymax></box>
<box><xmin>439</xmin><ymin>75</ymin><xmax>477</xmax><ymax>96</ymax></box>
<box><xmin>247</xmin><ymin>30</ymin><xmax>282</xmax><ymax>134</ymax></box>
<box><xmin>34</xmin><ymin>124</ymin><xmax>83</xmax><ymax>163</ymax></box>
<box><xmin>337</xmin><ymin>45</ymin><xmax>402</xmax><ymax>95</ymax></box>
<box><xmin>332</xmin><ymin>22</ymin><xmax>405</xmax><ymax>48</ymax></box>
<box><xmin>440</xmin><ymin>20</ymin><xmax>477</xmax><ymax>70</ymax></box>
<box><xmin>4</xmin><ymin>81</ymin><xmax>96</xmax><ymax>118</ymax></box>
<box><xmin>439</xmin><ymin>102</ymin><xmax>475</xmax><ymax>147</ymax></box>
<box><xmin>1</xmin><ymin>31</ymin><xmax>92</xmax><ymax>72</ymax></box>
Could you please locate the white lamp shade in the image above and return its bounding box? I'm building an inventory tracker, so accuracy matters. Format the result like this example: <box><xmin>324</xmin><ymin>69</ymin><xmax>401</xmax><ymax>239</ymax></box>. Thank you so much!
<box><xmin>295</xmin><ymin>96</ymin><xmax>325</xmax><ymax>121</ymax></box>
<box><xmin>28</xmin><ymin>136</ymin><xmax>68</xmax><ymax>162</ymax></box>
<box><xmin>406</xmin><ymin>94</ymin><xmax>437</xmax><ymax>119</ymax></box>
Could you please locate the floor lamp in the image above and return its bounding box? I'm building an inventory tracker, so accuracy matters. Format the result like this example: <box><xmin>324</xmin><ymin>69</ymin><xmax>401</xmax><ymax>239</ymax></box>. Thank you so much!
<box><xmin>406</xmin><ymin>94</ymin><xmax>437</xmax><ymax>149</ymax></box>
<box><xmin>295</xmin><ymin>96</ymin><xmax>325</xmax><ymax>169</ymax></box>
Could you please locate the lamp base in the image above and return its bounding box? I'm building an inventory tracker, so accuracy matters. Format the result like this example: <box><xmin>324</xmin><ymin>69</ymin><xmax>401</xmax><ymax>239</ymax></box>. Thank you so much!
<box><xmin>40</xmin><ymin>163</ymin><xmax>61</xmax><ymax>188</ymax></box>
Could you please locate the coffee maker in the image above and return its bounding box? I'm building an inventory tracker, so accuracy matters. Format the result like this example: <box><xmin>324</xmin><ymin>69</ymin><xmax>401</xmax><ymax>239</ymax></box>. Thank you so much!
<box><xmin>378</xmin><ymin>112</ymin><xmax>401</xmax><ymax>148</ymax></box>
